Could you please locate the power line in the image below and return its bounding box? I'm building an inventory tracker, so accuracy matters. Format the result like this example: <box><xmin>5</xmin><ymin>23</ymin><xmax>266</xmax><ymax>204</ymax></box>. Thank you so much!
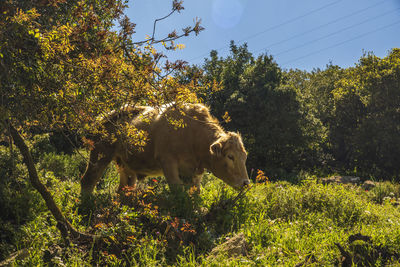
<box><xmin>253</xmin><ymin>0</ymin><xmax>387</xmax><ymax>54</ymax></box>
<box><xmin>234</xmin><ymin>0</ymin><xmax>345</xmax><ymax>47</ymax></box>
<box><xmin>280</xmin><ymin>19</ymin><xmax>400</xmax><ymax>67</ymax></box>
<box><xmin>273</xmin><ymin>7</ymin><xmax>400</xmax><ymax>57</ymax></box>
<box><xmin>188</xmin><ymin>0</ymin><xmax>344</xmax><ymax>62</ymax></box>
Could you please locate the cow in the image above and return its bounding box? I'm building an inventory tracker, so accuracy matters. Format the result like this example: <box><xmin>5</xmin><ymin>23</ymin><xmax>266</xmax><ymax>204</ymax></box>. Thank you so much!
<box><xmin>80</xmin><ymin>103</ymin><xmax>250</xmax><ymax>196</ymax></box>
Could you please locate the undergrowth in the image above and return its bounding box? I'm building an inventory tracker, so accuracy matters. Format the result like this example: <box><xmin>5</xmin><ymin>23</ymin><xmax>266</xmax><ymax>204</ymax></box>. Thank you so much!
<box><xmin>1</xmin><ymin>140</ymin><xmax>400</xmax><ymax>266</ymax></box>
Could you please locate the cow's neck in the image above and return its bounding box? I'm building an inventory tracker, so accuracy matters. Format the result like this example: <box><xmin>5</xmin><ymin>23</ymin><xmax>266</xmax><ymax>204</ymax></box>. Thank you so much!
<box><xmin>201</xmin><ymin>131</ymin><xmax>224</xmax><ymax>171</ymax></box>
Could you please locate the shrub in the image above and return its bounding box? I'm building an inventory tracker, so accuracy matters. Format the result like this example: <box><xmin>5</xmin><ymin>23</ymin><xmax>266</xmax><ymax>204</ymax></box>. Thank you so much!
<box><xmin>0</xmin><ymin>146</ymin><xmax>43</xmax><ymax>261</ymax></box>
<box><xmin>368</xmin><ymin>181</ymin><xmax>400</xmax><ymax>204</ymax></box>
<box><xmin>38</xmin><ymin>152</ymin><xmax>87</xmax><ymax>181</ymax></box>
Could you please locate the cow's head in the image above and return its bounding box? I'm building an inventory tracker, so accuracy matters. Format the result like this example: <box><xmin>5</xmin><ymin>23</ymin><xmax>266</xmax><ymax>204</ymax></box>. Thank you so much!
<box><xmin>209</xmin><ymin>132</ymin><xmax>250</xmax><ymax>189</ymax></box>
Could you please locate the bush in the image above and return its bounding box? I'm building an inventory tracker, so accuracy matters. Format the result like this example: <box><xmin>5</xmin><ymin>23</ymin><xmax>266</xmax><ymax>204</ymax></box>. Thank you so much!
<box><xmin>0</xmin><ymin>146</ymin><xmax>43</xmax><ymax>261</ymax></box>
<box><xmin>368</xmin><ymin>181</ymin><xmax>400</xmax><ymax>204</ymax></box>
<box><xmin>30</xmin><ymin>134</ymin><xmax>57</xmax><ymax>161</ymax></box>
<box><xmin>38</xmin><ymin>152</ymin><xmax>87</xmax><ymax>181</ymax></box>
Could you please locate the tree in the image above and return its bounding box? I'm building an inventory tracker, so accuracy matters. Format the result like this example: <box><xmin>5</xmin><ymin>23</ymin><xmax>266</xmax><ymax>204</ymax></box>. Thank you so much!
<box><xmin>203</xmin><ymin>41</ymin><xmax>253</xmax><ymax>118</ymax></box>
<box><xmin>291</xmin><ymin>50</ymin><xmax>400</xmax><ymax>179</ymax></box>
<box><xmin>195</xmin><ymin>42</ymin><xmax>306</xmax><ymax>176</ymax></box>
<box><xmin>333</xmin><ymin>49</ymin><xmax>400</xmax><ymax>179</ymax></box>
<box><xmin>0</xmin><ymin>0</ymin><xmax>203</xmax><ymax>241</ymax></box>
<box><xmin>287</xmin><ymin>65</ymin><xmax>346</xmax><ymax>171</ymax></box>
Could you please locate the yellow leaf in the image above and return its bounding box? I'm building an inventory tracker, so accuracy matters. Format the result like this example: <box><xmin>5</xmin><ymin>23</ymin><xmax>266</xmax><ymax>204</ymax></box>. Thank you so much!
<box><xmin>222</xmin><ymin>111</ymin><xmax>231</xmax><ymax>123</ymax></box>
<box><xmin>176</xmin><ymin>44</ymin><xmax>186</xmax><ymax>50</ymax></box>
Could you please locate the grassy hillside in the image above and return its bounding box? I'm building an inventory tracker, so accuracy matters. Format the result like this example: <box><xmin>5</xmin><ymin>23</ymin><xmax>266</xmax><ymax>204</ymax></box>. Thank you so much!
<box><xmin>1</xmin><ymin>143</ymin><xmax>400</xmax><ymax>266</ymax></box>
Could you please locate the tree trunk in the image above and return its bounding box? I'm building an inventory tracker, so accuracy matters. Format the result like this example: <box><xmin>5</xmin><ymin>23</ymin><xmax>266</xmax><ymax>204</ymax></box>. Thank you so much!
<box><xmin>6</xmin><ymin>121</ymin><xmax>94</xmax><ymax>242</ymax></box>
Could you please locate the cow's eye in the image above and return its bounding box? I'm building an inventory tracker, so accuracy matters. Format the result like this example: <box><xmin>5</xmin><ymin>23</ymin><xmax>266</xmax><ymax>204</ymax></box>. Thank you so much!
<box><xmin>227</xmin><ymin>155</ymin><xmax>234</xmax><ymax>161</ymax></box>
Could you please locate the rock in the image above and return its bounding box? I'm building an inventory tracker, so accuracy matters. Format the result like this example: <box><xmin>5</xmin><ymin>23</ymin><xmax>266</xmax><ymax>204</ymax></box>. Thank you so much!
<box><xmin>208</xmin><ymin>233</ymin><xmax>248</xmax><ymax>258</ymax></box>
<box><xmin>362</xmin><ymin>180</ymin><xmax>376</xmax><ymax>191</ymax></box>
<box><xmin>321</xmin><ymin>176</ymin><xmax>338</xmax><ymax>184</ymax></box>
<box><xmin>341</xmin><ymin>176</ymin><xmax>361</xmax><ymax>184</ymax></box>
<box><xmin>321</xmin><ymin>176</ymin><xmax>361</xmax><ymax>185</ymax></box>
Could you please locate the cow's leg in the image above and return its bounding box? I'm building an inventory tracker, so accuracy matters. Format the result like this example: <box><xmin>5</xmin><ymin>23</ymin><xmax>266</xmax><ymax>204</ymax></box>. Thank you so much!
<box><xmin>117</xmin><ymin>165</ymin><xmax>137</xmax><ymax>191</ymax></box>
<box><xmin>137</xmin><ymin>174</ymin><xmax>146</xmax><ymax>181</ymax></box>
<box><xmin>117</xmin><ymin>163</ymin><xmax>129</xmax><ymax>191</ymax></box>
<box><xmin>191</xmin><ymin>174</ymin><xmax>202</xmax><ymax>193</ymax></box>
<box><xmin>159</xmin><ymin>158</ymin><xmax>183</xmax><ymax>191</ymax></box>
<box><xmin>81</xmin><ymin>147</ymin><xmax>113</xmax><ymax>196</ymax></box>
<box><xmin>126</xmin><ymin>173</ymin><xmax>137</xmax><ymax>188</ymax></box>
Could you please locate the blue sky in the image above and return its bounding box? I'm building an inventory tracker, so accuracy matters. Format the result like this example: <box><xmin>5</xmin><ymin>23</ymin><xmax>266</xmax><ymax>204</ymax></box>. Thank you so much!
<box><xmin>127</xmin><ymin>0</ymin><xmax>400</xmax><ymax>70</ymax></box>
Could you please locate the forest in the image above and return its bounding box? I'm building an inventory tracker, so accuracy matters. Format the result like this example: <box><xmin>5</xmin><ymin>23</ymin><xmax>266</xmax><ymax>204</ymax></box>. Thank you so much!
<box><xmin>1</xmin><ymin>0</ymin><xmax>400</xmax><ymax>266</ymax></box>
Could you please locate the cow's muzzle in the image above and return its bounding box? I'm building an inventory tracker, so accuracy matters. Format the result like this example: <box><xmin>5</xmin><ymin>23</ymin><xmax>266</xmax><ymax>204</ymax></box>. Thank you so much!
<box><xmin>234</xmin><ymin>179</ymin><xmax>250</xmax><ymax>189</ymax></box>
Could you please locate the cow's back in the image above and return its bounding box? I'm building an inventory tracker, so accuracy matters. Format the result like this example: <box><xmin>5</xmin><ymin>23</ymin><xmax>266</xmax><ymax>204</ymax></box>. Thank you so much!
<box><xmin>150</xmin><ymin>104</ymin><xmax>222</xmax><ymax>177</ymax></box>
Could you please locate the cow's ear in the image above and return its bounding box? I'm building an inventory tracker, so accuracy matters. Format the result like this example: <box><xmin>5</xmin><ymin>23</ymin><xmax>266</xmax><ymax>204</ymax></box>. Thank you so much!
<box><xmin>210</xmin><ymin>141</ymin><xmax>223</xmax><ymax>156</ymax></box>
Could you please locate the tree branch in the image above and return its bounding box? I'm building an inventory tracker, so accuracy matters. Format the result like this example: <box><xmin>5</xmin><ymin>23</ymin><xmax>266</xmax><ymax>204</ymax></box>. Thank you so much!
<box><xmin>4</xmin><ymin>120</ymin><xmax>95</xmax><ymax>242</ymax></box>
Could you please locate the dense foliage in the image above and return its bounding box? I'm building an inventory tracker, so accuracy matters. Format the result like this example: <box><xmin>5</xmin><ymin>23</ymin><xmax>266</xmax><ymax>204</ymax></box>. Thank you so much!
<box><xmin>0</xmin><ymin>0</ymin><xmax>204</xmax><ymax>138</ymax></box>
<box><xmin>293</xmin><ymin>49</ymin><xmax>400</xmax><ymax>179</ymax></box>
<box><xmin>333</xmin><ymin>51</ymin><xmax>400</xmax><ymax>178</ymax></box>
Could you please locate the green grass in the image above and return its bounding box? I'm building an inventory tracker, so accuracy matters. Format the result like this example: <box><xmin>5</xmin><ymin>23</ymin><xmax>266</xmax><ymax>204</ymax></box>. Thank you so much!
<box><xmin>1</xmin><ymin>146</ymin><xmax>400</xmax><ymax>266</ymax></box>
